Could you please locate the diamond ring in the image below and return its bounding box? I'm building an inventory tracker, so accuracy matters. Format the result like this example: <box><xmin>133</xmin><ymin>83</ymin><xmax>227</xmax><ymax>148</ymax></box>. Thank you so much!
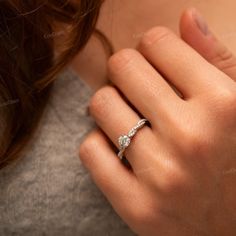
<box><xmin>117</xmin><ymin>119</ymin><xmax>149</xmax><ymax>160</ymax></box>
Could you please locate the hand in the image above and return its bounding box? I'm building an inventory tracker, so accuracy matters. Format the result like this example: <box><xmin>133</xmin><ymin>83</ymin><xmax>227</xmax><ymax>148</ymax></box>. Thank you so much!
<box><xmin>79</xmin><ymin>9</ymin><xmax>236</xmax><ymax>236</ymax></box>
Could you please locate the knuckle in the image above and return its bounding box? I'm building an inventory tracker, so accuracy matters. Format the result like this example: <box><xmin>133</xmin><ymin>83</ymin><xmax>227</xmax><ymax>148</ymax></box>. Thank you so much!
<box><xmin>78</xmin><ymin>140</ymin><xmax>89</xmax><ymax>162</ymax></box>
<box><xmin>219</xmin><ymin>88</ymin><xmax>236</xmax><ymax>108</ymax></box>
<box><xmin>79</xmin><ymin>134</ymin><xmax>97</xmax><ymax>166</ymax></box>
<box><xmin>140</xmin><ymin>26</ymin><xmax>172</xmax><ymax>49</ymax></box>
<box><xmin>172</xmin><ymin>114</ymin><xmax>213</xmax><ymax>155</ymax></box>
<box><xmin>210</xmin><ymin>87</ymin><xmax>236</xmax><ymax>117</ymax></box>
<box><xmin>108</xmin><ymin>48</ymin><xmax>138</xmax><ymax>75</ymax></box>
<box><xmin>181</xmin><ymin>128</ymin><xmax>211</xmax><ymax>155</ymax></box>
<box><xmin>161</xmin><ymin>164</ymin><xmax>188</xmax><ymax>194</ymax></box>
<box><xmin>89</xmin><ymin>86</ymin><xmax>116</xmax><ymax>117</ymax></box>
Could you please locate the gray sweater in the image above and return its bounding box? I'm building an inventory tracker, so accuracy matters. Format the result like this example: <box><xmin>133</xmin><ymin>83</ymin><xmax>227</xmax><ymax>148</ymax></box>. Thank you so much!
<box><xmin>0</xmin><ymin>68</ymin><xmax>135</xmax><ymax>236</ymax></box>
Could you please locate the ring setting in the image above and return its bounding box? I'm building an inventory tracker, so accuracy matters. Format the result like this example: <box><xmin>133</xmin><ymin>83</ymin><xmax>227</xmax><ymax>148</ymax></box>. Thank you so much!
<box><xmin>118</xmin><ymin>135</ymin><xmax>131</xmax><ymax>149</ymax></box>
<box><xmin>117</xmin><ymin>119</ymin><xmax>148</xmax><ymax>160</ymax></box>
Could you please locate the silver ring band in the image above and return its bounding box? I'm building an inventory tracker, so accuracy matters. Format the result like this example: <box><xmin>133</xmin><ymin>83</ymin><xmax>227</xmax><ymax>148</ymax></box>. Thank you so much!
<box><xmin>117</xmin><ymin>119</ymin><xmax>148</xmax><ymax>160</ymax></box>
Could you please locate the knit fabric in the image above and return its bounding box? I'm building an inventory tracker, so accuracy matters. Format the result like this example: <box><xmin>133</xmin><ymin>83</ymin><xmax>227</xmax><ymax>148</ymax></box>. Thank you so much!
<box><xmin>0</xmin><ymin>68</ymin><xmax>135</xmax><ymax>236</ymax></box>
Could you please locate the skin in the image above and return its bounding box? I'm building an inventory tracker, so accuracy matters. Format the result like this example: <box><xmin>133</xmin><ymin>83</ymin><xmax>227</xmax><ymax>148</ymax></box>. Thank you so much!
<box><xmin>76</xmin><ymin>3</ymin><xmax>236</xmax><ymax>236</ymax></box>
<box><xmin>72</xmin><ymin>0</ymin><xmax>236</xmax><ymax>89</ymax></box>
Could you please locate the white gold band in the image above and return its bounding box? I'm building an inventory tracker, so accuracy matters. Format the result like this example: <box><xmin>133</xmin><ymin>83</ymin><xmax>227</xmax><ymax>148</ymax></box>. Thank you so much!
<box><xmin>117</xmin><ymin>119</ymin><xmax>148</xmax><ymax>160</ymax></box>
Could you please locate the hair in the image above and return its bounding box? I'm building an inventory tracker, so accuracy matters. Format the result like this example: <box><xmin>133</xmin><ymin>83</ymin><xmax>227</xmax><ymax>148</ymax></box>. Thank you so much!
<box><xmin>0</xmin><ymin>0</ymin><xmax>107</xmax><ymax>169</ymax></box>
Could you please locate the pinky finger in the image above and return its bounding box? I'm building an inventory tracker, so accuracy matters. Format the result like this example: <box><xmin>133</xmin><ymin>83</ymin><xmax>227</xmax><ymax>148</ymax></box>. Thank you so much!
<box><xmin>78</xmin><ymin>129</ymin><xmax>142</xmax><ymax>222</ymax></box>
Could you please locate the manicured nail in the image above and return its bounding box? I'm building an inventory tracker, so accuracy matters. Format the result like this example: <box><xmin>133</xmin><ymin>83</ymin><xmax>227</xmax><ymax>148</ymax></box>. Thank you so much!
<box><xmin>192</xmin><ymin>9</ymin><xmax>209</xmax><ymax>35</ymax></box>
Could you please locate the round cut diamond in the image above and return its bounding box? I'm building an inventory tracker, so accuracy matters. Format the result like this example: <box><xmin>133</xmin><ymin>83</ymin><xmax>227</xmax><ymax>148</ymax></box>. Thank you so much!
<box><xmin>118</xmin><ymin>135</ymin><xmax>131</xmax><ymax>149</ymax></box>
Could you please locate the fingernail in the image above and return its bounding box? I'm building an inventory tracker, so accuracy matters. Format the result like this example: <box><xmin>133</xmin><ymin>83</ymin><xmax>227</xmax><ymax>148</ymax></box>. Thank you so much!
<box><xmin>192</xmin><ymin>9</ymin><xmax>210</xmax><ymax>35</ymax></box>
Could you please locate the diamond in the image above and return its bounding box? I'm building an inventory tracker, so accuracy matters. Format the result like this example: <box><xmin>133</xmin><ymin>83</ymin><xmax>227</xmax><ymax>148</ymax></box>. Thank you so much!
<box><xmin>118</xmin><ymin>135</ymin><xmax>131</xmax><ymax>149</ymax></box>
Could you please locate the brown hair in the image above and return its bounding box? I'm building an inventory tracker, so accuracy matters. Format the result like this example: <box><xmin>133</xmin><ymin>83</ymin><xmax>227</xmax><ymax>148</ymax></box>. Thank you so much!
<box><xmin>0</xmin><ymin>0</ymin><xmax>104</xmax><ymax>169</ymax></box>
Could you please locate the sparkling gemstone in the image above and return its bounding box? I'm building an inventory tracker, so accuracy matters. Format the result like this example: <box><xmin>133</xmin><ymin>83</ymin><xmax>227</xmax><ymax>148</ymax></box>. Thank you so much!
<box><xmin>118</xmin><ymin>135</ymin><xmax>131</xmax><ymax>148</ymax></box>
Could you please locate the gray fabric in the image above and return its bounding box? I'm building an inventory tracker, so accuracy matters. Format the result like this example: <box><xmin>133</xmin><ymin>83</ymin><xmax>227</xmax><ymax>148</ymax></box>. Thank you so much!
<box><xmin>0</xmin><ymin>68</ymin><xmax>135</xmax><ymax>236</ymax></box>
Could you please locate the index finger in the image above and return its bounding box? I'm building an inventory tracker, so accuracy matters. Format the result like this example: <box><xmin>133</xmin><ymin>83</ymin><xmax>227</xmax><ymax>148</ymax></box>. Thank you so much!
<box><xmin>138</xmin><ymin>27</ymin><xmax>232</xmax><ymax>98</ymax></box>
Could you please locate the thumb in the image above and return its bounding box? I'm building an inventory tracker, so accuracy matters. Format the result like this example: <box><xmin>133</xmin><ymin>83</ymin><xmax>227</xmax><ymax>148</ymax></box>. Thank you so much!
<box><xmin>180</xmin><ymin>8</ymin><xmax>236</xmax><ymax>81</ymax></box>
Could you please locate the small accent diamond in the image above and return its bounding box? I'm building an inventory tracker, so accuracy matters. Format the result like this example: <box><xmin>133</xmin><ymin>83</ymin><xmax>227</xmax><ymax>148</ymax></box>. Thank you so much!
<box><xmin>128</xmin><ymin>128</ymin><xmax>136</xmax><ymax>137</ymax></box>
<box><xmin>118</xmin><ymin>135</ymin><xmax>131</xmax><ymax>149</ymax></box>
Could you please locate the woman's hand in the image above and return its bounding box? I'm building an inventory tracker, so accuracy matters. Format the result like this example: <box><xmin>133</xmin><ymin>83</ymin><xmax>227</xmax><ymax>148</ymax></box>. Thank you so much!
<box><xmin>79</xmin><ymin>9</ymin><xmax>236</xmax><ymax>236</ymax></box>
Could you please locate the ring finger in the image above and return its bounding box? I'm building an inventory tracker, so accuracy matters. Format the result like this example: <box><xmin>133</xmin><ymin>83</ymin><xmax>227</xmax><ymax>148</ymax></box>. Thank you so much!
<box><xmin>89</xmin><ymin>85</ymin><xmax>160</xmax><ymax>172</ymax></box>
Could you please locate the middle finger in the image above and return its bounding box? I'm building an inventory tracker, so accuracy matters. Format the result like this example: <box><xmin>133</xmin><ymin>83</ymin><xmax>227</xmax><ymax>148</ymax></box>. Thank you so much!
<box><xmin>108</xmin><ymin>48</ymin><xmax>183</xmax><ymax>129</ymax></box>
